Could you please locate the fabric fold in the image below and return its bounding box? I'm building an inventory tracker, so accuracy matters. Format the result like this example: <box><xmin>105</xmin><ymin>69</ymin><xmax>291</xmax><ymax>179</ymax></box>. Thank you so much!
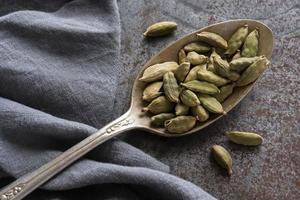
<box><xmin>0</xmin><ymin>0</ymin><xmax>215</xmax><ymax>199</ymax></box>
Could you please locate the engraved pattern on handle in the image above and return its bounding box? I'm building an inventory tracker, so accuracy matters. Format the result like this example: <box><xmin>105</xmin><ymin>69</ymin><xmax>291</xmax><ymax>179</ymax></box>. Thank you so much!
<box><xmin>0</xmin><ymin>112</ymin><xmax>135</xmax><ymax>200</ymax></box>
<box><xmin>0</xmin><ymin>184</ymin><xmax>26</xmax><ymax>200</ymax></box>
<box><xmin>106</xmin><ymin>118</ymin><xmax>135</xmax><ymax>134</ymax></box>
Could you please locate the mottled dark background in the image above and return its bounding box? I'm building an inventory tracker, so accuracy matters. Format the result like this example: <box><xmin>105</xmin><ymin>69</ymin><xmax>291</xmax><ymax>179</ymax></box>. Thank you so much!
<box><xmin>2</xmin><ymin>0</ymin><xmax>299</xmax><ymax>200</ymax></box>
<box><xmin>115</xmin><ymin>0</ymin><xmax>300</xmax><ymax>199</ymax></box>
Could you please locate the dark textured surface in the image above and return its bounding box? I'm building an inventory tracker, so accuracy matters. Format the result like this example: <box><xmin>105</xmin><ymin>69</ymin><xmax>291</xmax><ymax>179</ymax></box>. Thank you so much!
<box><xmin>0</xmin><ymin>1</ymin><xmax>298</xmax><ymax>200</ymax></box>
<box><xmin>115</xmin><ymin>0</ymin><xmax>300</xmax><ymax>199</ymax></box>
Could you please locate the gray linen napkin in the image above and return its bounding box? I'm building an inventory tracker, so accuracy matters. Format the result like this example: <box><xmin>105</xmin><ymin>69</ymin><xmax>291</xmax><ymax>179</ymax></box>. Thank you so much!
<box><xmin>0</xmin><ymin>0</ymin><xmax>215</xmax><ymax>199</ymax></box>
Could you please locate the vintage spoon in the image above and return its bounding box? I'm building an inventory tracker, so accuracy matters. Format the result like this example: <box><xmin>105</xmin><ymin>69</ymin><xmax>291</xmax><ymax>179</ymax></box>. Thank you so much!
<box><xmin>0</xmin><ymin>19</ymin><xmax>273</xmax><ymax>200</ymax></box>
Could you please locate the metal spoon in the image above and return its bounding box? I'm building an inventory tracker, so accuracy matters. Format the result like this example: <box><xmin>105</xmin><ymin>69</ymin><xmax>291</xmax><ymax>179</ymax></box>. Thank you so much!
<box><xmin>0</xmin><ymin>19</ymin><xmax>273</xmax><ymax>200</ymax></box>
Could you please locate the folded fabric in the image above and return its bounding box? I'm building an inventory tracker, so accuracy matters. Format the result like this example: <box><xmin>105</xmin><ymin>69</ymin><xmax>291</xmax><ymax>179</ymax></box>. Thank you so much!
<box><xmin>0</xmin><ymin>0</ymin><xmax>215</xmax><ymax>199</ymax></box>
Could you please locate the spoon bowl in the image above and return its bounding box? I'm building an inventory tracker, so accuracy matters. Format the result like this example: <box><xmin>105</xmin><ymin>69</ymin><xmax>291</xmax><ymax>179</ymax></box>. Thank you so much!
<box><xmin>130</xmin><ymin>19</ymin><xmax>273</xmax><ymax>137</ymax></box>
<box><xmin>0</xmin><ymin>19</ymin><xmax>273</xmax><ymax>200</ymax></box>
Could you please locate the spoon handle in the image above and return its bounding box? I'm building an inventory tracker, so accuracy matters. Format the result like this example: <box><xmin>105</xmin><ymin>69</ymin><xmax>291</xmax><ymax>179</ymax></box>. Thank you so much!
<box><xmin>0</xmin><ymin>111</ymin><xmax>136</xmax><ymax>200</ymax></box>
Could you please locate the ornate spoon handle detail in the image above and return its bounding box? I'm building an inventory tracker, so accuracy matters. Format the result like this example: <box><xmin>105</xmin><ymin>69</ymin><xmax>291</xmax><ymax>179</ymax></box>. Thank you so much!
<box><xmin>0</xmin><ymin>184</ymin><xmax>26</xmax><ymax>200</ymax></box>
<box><xmin>0</xmin><ymin>111</ymin><xmax>136</xmax><ymax>200</ymax></box>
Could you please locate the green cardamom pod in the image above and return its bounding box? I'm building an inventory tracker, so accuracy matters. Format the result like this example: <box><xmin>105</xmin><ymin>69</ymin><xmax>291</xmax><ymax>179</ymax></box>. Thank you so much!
<box><xmin>213</xmin><ymin>83</ymin><xmax>235</xmax><ymax>102</ymax></box>
<box><xmin>175</xmin><ymin>62</ymin><xmax>191</xmax><ymax>82</ymax></box>
<box><xmin>211</xmin><ymin>48</ymin><xmax>221</xmax><ymax>59</ymax></box>
<box><xmin>207</xmin><ymin>48</ymin><xmax>220</xmax><ymax>74</ymax></box>
<box><xmin>242</xmin><ymin>29</ymin><xmax>259</xmax><ymax>57</ymax></box>
<box><xmin>184</xmin><ymin>64</ymin><xmax>207</xmax><ymax>82</ymax></box>
<box><xmin>186</xmin><ymin>51</ymin><xmax>208</xmax><ymax>65</ymax></box>
<box><xmin>142</xmin><ymin>81</ymin><xmax>163</xmax><ymax>102</ymax></box>
<box><xmin>231</xmin><ymin>50</ymin><xmax>241</xmax><ymax>60</ymax></box>
<box><xmin>139</xmin><ymin>61</ymin><xmax>179</xmax><ymax>82</ymax></box>
<box><xmin>191</xmin><ymin>105</ymin><xmax>209</xmax><ymax>122</ymax></box>
<box><xmin>142</xmin><ymin>96</ymin><xmax>174</xmax><ymax>114</ymax></box>
<box><xmin>211</xmin><ymin>145</ymin><xmax>233</xmax><ymax>175</ymax></box>
<box><xmin>226</xmin><ymin>131</ymin><xmax>263</xmax><ymax>146</ymax></box>
<box><xmin>183</xmin><ymin>42</ymin><xmax>211</xmax><ymax>53</ymax></box>
<box><xmin>225</xmin><ymin>25</ymin><xmax>249</xmax><ymax>56</ymax></box>
<box><xmin>206</xmin><ymin>61</ymin><xmax>216</xmax><ymax>74</ymax></box>
<box><xmin>198</xmin><ymin>94</ymin><xmax>225</xmax><ymax>114</ymax></box>
<box><xmin>175</xmin><ymin>103</ymin><xmax>190</xmax><ymax>116</ymax></box>
<box><xmin>236</xmin><ymin>56</ymin><xmax>269</xmax><ymax>87</ymax></box>
<box><xmin>178</xmin><ymin>49</ymin><xmax>187</xmax><ymax>64</ymax></box>
<box><xmin>180</xmin><ymin>90</ymin><xmax>200</xmax><ymax>107</ymax></box>
<box><xmin>197</xmin><ymin>69</ymin><xmax>230</xmax><ymax>87</ymax></box>
<box><xmin>181</xmin><ymin>80</ymin><xmax>220</xmax><ymax>95</ymax></box>
<box><xmin>165</xmin><ymin>116</ymin><xmax>196</xmax><ymax>134</ymax></box>
<box><xmin>229</xmin><ymin>56</ymin><xmax>260</xmax><ymax>73</ymax></box>
<box><xmin>143</xmin><ymin>21</ymin><xmax>177</xmax><ymax>37</ymax></box>
<box><xmin>213</xmin><ymin>56</ymin><xmax>240</xmax><ymax>81</ymax></box>
<box><xmin>196</xmin><ymin>31</ymin><xmax>228</xmax><ymax>49</ymax></box>
<box><xmin>151</xmin><ymin>113</ymin><xmax>175</xmax><ymax>126</ymax></box>
<box><xmin>163</xmin><ymin>72</ymin><xmax>180</xmax><ymax>103</ymax></box>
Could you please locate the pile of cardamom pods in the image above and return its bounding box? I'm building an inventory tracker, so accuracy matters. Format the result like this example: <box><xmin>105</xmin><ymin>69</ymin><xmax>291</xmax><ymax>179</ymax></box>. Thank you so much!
<box><xmin>140</xmin><ymin>23</ymin><xmax>269</xmax><ymax>134</ymax></box>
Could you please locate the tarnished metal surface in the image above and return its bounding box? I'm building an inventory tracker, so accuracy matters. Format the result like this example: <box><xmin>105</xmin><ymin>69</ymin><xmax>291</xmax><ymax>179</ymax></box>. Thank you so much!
<box><xmin>117</xmin><ymin>0</ymin><xmax>300</xmax><ymax>199</ymax></box>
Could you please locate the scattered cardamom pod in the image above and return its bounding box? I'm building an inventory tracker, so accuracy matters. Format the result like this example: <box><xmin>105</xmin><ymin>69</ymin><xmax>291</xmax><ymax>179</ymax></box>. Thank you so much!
<box><xmin>225</xmin><ymin>24</ymin><xmax>249</xmax><ymax>56</ymax></box>
<box><xmin>213</xmin><ymin>56</ymin><xmax>240</xmax><ymax>81</ymax></box>
<box><xmin>165</xmin><ymin>116</ymin><xmax>196</xmax><ymax>134</ymax></box>
<box><xmin>197</xmin><ymin>31</ymin><xmax>228</xmax><ymax>49</ymax></box>
<box><xmin>175</xmin><ymin>62</ymin><xmax>191</xmax><ymax>82</ymax></box>
<box><xmin>151</xmin><ymin>113</ymin><xmax>175</xmax><ymax>126</ymax></box>
<box><xmin>143</xmin><ymin>21</ymin><xmax>177</xmax><ymax>37</ymax></box>
<box><xmin>236</xmin><ymin>56</ymin><xmax>269</xmax><ymax>86</ymax></box>
<box><xmin>163</xmin><ymin>72</ymin><xmax>180</xmax><ymax>103</ymax></box>
<box><xmin>139</xmin><ymin>61</ymin><xmax>179</xmax><ymax>82</ymax></box>
<box><xmin>191</xmin><ymin>105</ymin><xmax>209</xmax><ymax>122</ymax></box>
<box><xmin>175</xmin><ymin>103</ymin><xmax>190</xmax><ymax>116</ymax></box>
<box><xmin>226</xmin><ymin>131</ymin><xmax>263</xmax><ymax>146</ymax></box>
<box><xmin>186</xmin><ymin>51</ymin><xmax>208</xmax><ymax>65</ymax></box>
<box><xmin>142</xmin><ymin>96</ymin><xmax>174</xmax><ymax>114</ymax></box>
<box><xmin>197</xmin><ymin>69</ymin><xmax>230</xmax><ymax>87</ymax></box>
<box><xmin>184</xmin><ymin>64</ymin><xmax>206</xmax><ymax>82</ymax></box>
<box><xmin>181</xmin><ymin>80</ymin><xmax>220</xmax><ymax>95</ymax></box>
<box><xmin>198</xmin><ymin>94</ymin><xmax>225</xmax><ymax>114</ymax></box>
<box><xmin>211</xmin><ymin>145</ymin><xmax>233</xmax><ymax>175</ymax></box>
<box><xmin>142</xmin><ymin>81</ymin><xmax>163</xmax><ymax>102</ymax></box>
<box><xmin>180</xmin><ymin>89</ymin><xmax>200</xmax><ymax>107</ymax></box>
<box><xmin>242</xmin><ymin>29</ymin><xmax>259</xmax><ymax>57</ymax></box>
<box><xmin>184</xmin><ymin>42</ymin><xmax>211</xmax><ymax>53</ymax></box>
<box><xmin>229</xmin><ymin>56</ymin><xmax>260</xmax><ymax>73</ymax></box>
<box><xmin>231</xmin><ymin>50</ymin><xmax>241</xmax><ymax>60</ymax></box>
<box><xmin>178</xmin><ymin>49</ymin><xmax>187</xmax><ymax>64</ymax></box>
